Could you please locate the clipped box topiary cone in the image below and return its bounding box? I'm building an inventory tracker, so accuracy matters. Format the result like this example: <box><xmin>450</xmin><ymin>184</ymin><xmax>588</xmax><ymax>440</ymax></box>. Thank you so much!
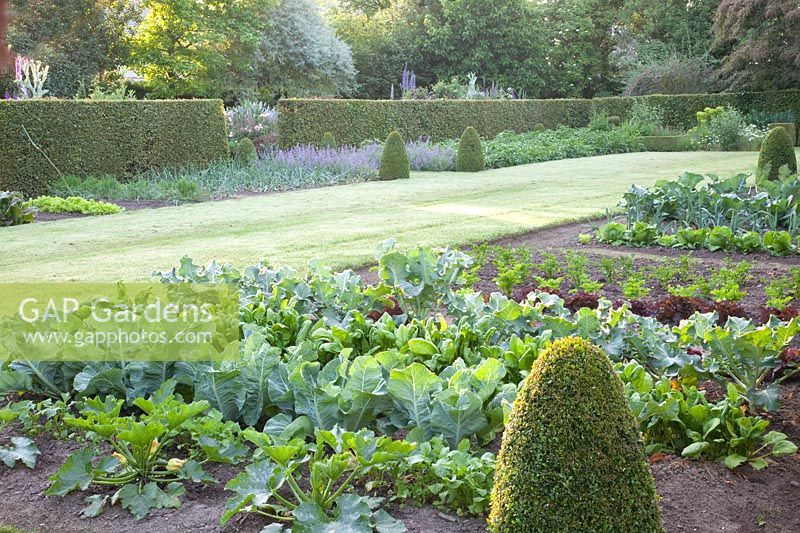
<box><xmin>533</xmin><ymin>123</ymin><xmax>546</xmax><ymax>132</ymax></box>
<box><xmin>320</xmin><ymin>131</ymin><xmax>337</xmax><ymax>149</ymax></box>
<box><xmin>234</xmin><ymin>138</ymin><xmax>258</xmax><ymax>165</ymax></box>
<box><xmin>489</xmin><ymin>337</ymin><xmax>663</xmax><ymax>533</ymax></box>
<box><xmin>456</xmin><ymin>126</ymin><xmax>485</xmax><ymax>172</ymax></box>
<box><xmin>768</xmin><ymin>122</ymin><xmax>796</xmax><ymax>146</ymax></box>
<box><xmin>758</xmin><ymin>126</ymin><xmax>798</xmax><ymax>180</ymax></box>
<box><xmin>378</xmin><ymin>131</ymin><xmax>410</xmax><ymax>180</ymax></box>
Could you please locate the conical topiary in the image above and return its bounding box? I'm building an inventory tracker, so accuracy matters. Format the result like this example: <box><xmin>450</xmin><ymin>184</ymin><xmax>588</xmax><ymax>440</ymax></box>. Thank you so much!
<box><xmin>533</xmin><ymin>123</ymin><xmax>546</xmax><ymax>132</ymax></box>
<box><xmin>489</xmin><ymin>337</ymin><xmax>663</xmax><ymax>533</ymax></box>
<box><xmin>320</xmin><ymin>131</ymin><xmax>337</xmax><ymax>149</ymax></box>
<box><xmin>455</xmin><ymin>127</ymin><xmax>485</xmax><ymax>172</ymax></box>
<box><xmin>234</xmin><ymin>138</ymin><xmax>258</xmax><ymax>165</ymax></box>
<box><xmin>758</xmin><ymin>126</ymin><xmax>798</xmax><ymax>180</ymax></box>
<box><xmin>378</xmin><ymin>131</ymin><xmax>410</xmax><ymax>180</ymax></box>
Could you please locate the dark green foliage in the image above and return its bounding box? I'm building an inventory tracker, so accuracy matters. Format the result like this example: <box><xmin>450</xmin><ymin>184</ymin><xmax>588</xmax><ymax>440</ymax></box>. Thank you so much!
<box><xmin>7</xmin><ymin>0</ymin><xmax>130</xmax><ymax>97</ymax></box>
<box><xmin>320</xmin><ymin>132</ymin><xmax>337</xmax><ymax>149</ymax></box>
<box><xmin>455</xmin><ymin>127</ymin><xmax>484</xmax><ymax>172</ymax></box>
<box><xmin>533</xmin><ymin>123</ymin><xmax>546</xmax><ymax>132</ymax></box>
<box><xmin>758</xmin><ymin>127</ymin><xmax>798</xmax><ymax>180</ymax></box>
<box><xmin>234</xmin><ymin>138</ymin><xmax>258</xmax><ymax>165</ymax></box>
<box><xmin>489</xmin><ymin>337</ymin><xmax>663</xmax><ymax>533</ymax></box>
<box><xmin>378</xmin><ymin>131</ymin><xmax>409</xmax><ymax>180</ymax></box>
<box><xmin>0</xmin><ymin>100</ymin><xmax>230</xmax><ymax>196</ymax></box>
<box><xmin>278</xmin><ymin>90</ymin><xmax>800</xmax><ymax>147</ymax></box>
<box><xmin>593</xmin><ymin>89</ymin><xmax>800</xmax><ymax>132</ymax></box>
<box><xmin>609</xmin><ymin>115</ymin><xmax>621</xmax><ymax>126</ymax></box>
<box><xmin>767</xmin><ymin>123</ymin><xmax>796</xmax><ymax>146</ymax></box>
<box><xmin>278</xmin><ymin>98</ymin><xmax>593</xmax><ymax>147</ymax></box>
<box><xmin>640</xmin><ymin>135</ymin><xmax>690</xmax><ymax>152</ymax></box>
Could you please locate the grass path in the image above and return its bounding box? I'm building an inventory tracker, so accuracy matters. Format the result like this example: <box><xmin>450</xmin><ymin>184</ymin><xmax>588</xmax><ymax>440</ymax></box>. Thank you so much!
<box><xmin>1</xmin><ymin>151</ymin><xmax>762</xmax><ymax>282</ymax></box>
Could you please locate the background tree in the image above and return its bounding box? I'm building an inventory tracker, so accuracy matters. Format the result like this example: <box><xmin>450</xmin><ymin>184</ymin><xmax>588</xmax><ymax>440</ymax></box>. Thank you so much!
<box><xmin>0</xmin><ymin>0</ymin><xmax>9</xmax><ymax>70</ymax></box>
<box><xmin>712</xmin><ymin>0</ymin><xmax>800</xmax><ymax>90</ymax></box>
<box><xmin>419</xmin><ymin>0</ymin><xmax>548</xmax><ymax>97</ymax></box>
<box><xmin>259</xmin><ymin>0</ymin><xmax>356</xmax><ymax>98</ymax></box>
<box><xmin>129</xmin><ymin>0</ymin><xmax>272</xmax><ymax>99</ymax></box>
<box><xmin>6</xmin><ymin>0</ymin><xmax>133</xmax><ymax>96</ymax></box>
<box><xmin>330</xmin><ymin>1</ymin><xmax>424</xmax><ymax>98</ymax></box>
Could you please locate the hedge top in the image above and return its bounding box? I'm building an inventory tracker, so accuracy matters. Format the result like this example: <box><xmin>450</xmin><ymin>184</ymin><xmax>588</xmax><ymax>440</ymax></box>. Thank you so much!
<box><xmin>278</xmin><ymin>89</ymin><xmax>800</xmax><ymax>147</ymax></box>
<box><xmin>488</xmin><ymin>336</ymin><xmax>663</xmax><ymax>532</ymax></box>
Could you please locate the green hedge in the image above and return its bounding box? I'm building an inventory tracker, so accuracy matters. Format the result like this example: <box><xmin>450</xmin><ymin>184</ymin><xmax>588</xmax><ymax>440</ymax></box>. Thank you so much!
<box><xmin>278</xmin><ymin>98</ymin><xmax>592</xmax><ymax>147</ymax></box>
<box><xmin>279</xmin><ymin>90</ymin><xmax>800</xmax><ymax>147</ymax></box>
<box><xmin>593</xmin><ymin>90</ymin><xmax>800</xmax><ymax>133</ymax></box>
<box><xmin>0</xmin><ymin>100</ymin><xmax>230</xmax><ymax>196</ymax></box>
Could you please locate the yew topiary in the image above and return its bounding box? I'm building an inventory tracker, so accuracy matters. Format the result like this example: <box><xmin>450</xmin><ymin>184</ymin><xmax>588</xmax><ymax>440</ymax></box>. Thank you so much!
<box><xmin>610</xmin><ymin>115</ymin><xmax>621</xmax><ymax>127</ymax></box>
<box><xmin>533</xmin><ymin>123</ymin><xmax>546</xmax><ymax>132</ymax></box>
<box><xmin>378</xmin><ymin>131</ymin><xmax>410</xmax><ymax>180</ymax></box>
<box><xmin>234</xmin><ymin>138</ymin><xmax>258</xmax><ymax>165</ymax></box>
<box><xmin>489</xmin><ymin>337</ymin><xmax>663</xmax><ymax>533</ymax></box>
<box><xmin>758</xmin><ymin>126</ymin><xmax>797</xmax><ymax>180</ymax></box>
<box><xmin>320</xmin><ymin>131</ymin><xmax>337</xmax><ymax>149</ymax></box>
<box><xmin>455</xmin><ymin>127</ymin><xmax>485</xmax><ymax>172</ymax></box>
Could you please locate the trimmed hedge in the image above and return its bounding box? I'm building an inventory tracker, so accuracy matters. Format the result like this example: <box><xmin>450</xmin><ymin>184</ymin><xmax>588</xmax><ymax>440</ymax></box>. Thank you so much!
<box><xmin>278</xmin><ymin>98</ymin><xmax>592</xmax><ymax>147</ymax></box>
<box><xmin>0</xmin><ymin>100</ymin><xmax>230</xmax><ymax>196</ymax></box>
<box><xmin>488</xmin><ymin>337</ymin><xmax>662</xmax><ymax>532</ymax></box>
<box><xmin>593</xmin><ymin>89</ymin><xmax>800</xmax><ymax>133</ymax></box>
<box><xmin>279</xmin><ymin>90</ymin><xmax>800</xmax><ymax>147</ymax></box>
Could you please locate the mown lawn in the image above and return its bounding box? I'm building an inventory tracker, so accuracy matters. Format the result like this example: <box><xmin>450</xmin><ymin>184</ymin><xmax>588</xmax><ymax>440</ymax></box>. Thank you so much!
<box><xmin>1</xmin><ymin>151</ymin><xmax>763</xmax><ymax>282</ymax></box>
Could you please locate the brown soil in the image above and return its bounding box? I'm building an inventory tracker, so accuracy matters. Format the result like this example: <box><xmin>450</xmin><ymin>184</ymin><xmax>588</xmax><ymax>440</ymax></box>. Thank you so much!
<box><xmin>2</xmin><ymin>382</ymin><xmax>799</xmax><ymax>533</ymax></box>
<box><xmin>3</xmin><ymin>220</ymin><xmax>800</xmax><ymax>532</ymax></box>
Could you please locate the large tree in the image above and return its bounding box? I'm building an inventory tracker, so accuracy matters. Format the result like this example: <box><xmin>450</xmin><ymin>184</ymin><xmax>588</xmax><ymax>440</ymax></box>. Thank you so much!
<box><xmin>258</xmin><ymin>0</ymin><xmax>356</xmax><ymax>97</ymax></box>
<box><xmin>712</xmin><ymin>0</ymin><xmax>800</xmax><ymax>90</ymax></box>
<box><xmin>6</xmin><ymin>0</ymin><xmax>132</xmax><ymax>96</ymax></box>
<box><xmin>330</xmin><ymin>1</ymin><xmax>424</xmax><ymax>98</ymax></box>
<box><xmin>130</xmin><ymin>0</ymin><xmax>272</xmax><ymax>99</ymax></box>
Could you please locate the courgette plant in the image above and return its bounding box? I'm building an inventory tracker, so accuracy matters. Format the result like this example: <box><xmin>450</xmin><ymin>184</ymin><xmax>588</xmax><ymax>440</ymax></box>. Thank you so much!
<box><xmin>221</xmin><ymin>425</ymin><xmax>414</xmax><ymax>532</ymax></box>
<box><xmin>47</xmin><ymin>381</ymin><xmax>220</xmax><ymax>520</ymax></box>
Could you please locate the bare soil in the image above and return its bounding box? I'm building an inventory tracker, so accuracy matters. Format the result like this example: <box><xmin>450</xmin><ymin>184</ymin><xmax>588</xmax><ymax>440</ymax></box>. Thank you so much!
<box><xmin>2</xmin><ymin>383</ymin><xmax>798</xmax><ymax>532</ymax></box>
<box><xmin>3</xmin><ymin>220</ymin><xmax>800</xmax><ymax>532</ymax></box>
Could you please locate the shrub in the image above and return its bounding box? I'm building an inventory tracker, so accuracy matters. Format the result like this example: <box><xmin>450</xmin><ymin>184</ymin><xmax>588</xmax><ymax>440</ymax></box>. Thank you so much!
<box><xmin>609</xmin><ymin>115</ymin><xmax>621</xmax><ymax>127</ymax></box>
<box><xmin>767</xmin><ymin>122</ymin><xmax>796</xmax><ymax>146</ymax></box>
<box><xmin>378</xmin><ymin>131</ymin><xmax>410</xmax><ymax>180</ymax></box>
<box><xmin>533</xmin><ymin>123</ymin><xmax>546</xmax><ymax>132</ymax></box>
<box><xmin>0</xmin><ymin>191</ymin><xmax>36</xmax><ymax>226</ymax></box>
<box><xmin>640</xmin><ymin>135</ymin><xmax>690</xmax><ymax>152</ymax></box>
<box><xmin>489</xmin><ymin>337</ymin><xmax>662</xmax><ymax>532</ymax></box>
<box><xmin>758</xmin><ymin>127</ymin><xmax>798</xmax><ymax>180</ymax></box>
<box><xmin>588</xmin><ymin>111</ymin><xmax>613</xmax><ymax>131</ymax></box>
<box><xmin>234</xmin><ymin>138</ymin><xmax>258</xmax><ymax>165</ymax></box>
<box><xmin>455</xmin><ymin>127</ymin><xmax>485</xmax><ymax>172</ymax></box>
<box><xmin>0</xmin><ymin>100</ymin><xmax>230</xmax><ymax>196</ymax></box>
<box><xmin>320</xmin><ymin>132</ymin><xmax>337</xmax><ymax>148</ymax></box>
<box><xmin>279</xmin><ymin>91</ymin><xmax>800</xmax><ymax>147</ymax></box>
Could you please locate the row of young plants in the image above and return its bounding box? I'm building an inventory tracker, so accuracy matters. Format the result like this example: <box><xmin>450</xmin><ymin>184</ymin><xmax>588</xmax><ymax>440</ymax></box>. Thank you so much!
<box><xmin>0</xmin><ymin>191</ymin><xmax>122</xmax><ymax>226</ymax></box>
<box><xmin>471</xmin><ymin>243</ymin><xmax>800</xmax><ymax>318</ymax></box>
<box><xmin>1</xmin><ymin>243</ymin><xmax>798</xmax><ymax>525</ymax></box>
